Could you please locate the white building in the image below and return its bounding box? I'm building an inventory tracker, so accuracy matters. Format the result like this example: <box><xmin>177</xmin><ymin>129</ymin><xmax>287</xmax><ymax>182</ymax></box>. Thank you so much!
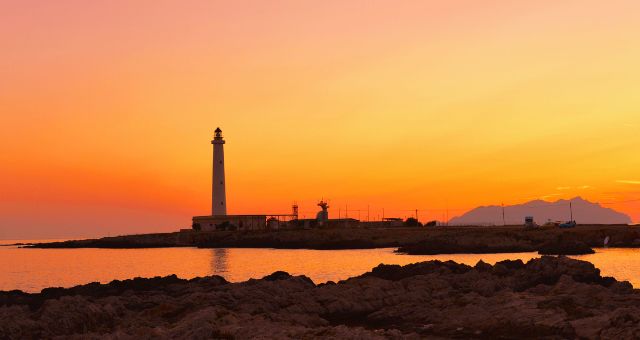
<box><xmin>211</xmin><ymin>127</ymin><xmax>227</xmax><ymax>215</ymax></box>
<box><xmin>193</xmin><ymin>128</ymin><xmax>269</xmax><ymax>231</ymax></box>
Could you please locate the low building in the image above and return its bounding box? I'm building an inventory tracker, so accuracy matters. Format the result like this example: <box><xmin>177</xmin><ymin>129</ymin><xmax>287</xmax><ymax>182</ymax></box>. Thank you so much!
<box><xmin>193</xmin><ymin>215</ymin><xmax>267</xmax><ymax>231</ymax></box>
<box><xmin>382</xmin><ymin>218</ymin><xmax>404</xmax><ymax>227</ymax></box>
<box><xmin>288</xmin><ymin>218</ymin><xmax>360</xmax><ymax>229</ymax></box>
<box><xmin>359</xmin><ymin>220</ymin><xmax>405</xmax><ymax>228</ymax></box>
<box><xmin>525</xmin><ymin>216</ymin><xmax>536</xmax><ymax>228</ymax></box>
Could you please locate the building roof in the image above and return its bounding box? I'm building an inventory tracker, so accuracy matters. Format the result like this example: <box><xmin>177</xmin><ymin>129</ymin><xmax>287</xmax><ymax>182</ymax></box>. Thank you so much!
<box><xmin>193</xmin><ymin>215</ymin><xmax>267</xmax><ymax>219</ymax></box>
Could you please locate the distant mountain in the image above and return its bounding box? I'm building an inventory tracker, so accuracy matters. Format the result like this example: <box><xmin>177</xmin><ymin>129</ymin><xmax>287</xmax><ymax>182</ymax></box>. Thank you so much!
<box><xmin>449</xmin><ymin>197</ymin><xmax>632</xmax><ymax>226</ymax></box>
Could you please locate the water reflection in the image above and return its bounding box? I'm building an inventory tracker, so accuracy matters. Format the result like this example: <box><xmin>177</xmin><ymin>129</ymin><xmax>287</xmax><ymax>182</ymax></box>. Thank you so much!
<box><xmin>2</xmin><ymin>245</ymin><xmax>640</xmax><ymax>293</ymax></box>
<box><xmin>211</xmin><ymin>248</ymin><xmax>228</xmax><ymax>275</ymax></box>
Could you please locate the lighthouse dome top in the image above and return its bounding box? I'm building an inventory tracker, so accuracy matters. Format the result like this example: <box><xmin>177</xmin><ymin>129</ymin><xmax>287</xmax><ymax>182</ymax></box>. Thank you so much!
<box><xmin>212</xmin><ymin>127</ymin><xmax>225</xmax><ymax>143</ymax></box>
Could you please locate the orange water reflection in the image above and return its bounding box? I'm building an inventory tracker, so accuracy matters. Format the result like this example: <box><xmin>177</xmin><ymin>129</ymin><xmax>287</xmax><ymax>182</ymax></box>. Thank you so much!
<box><xmin>571</xmin><ymin>248</ymin><xmax>640</xmax><ymax>287</ymax></box>
<box><xmin>1</xmin><ymin>244</ymin><xmax>638</xmax><ymax>293</ymax></box>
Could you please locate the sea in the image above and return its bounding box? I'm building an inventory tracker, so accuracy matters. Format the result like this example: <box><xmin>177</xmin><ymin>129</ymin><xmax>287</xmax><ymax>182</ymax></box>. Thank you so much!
<box><xmin>2</xmin><ymin>239</ymin><xmax>640</xmax><ymax>293</ymax></box>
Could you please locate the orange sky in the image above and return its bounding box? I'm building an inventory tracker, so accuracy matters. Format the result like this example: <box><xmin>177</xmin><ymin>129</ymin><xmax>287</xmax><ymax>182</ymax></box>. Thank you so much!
<box><xmin>2</xmin><ymin>1</ymin><xmax>640</xmax><ymax>238</ymax></box>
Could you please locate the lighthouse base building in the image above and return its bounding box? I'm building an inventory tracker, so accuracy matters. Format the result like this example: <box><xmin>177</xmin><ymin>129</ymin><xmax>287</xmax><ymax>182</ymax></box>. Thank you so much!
<box><xmin>192</xmin><ymin>215</ymin><xmax>267</xmax><ymax>231</ymax></box>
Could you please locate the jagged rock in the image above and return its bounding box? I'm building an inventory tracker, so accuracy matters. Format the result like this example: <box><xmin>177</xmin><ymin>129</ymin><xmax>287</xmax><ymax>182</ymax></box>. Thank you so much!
<box><xmin>538</xmin><ymin>240</ymin><xmax>595</xmax><ymax>255</ymax></box>
<box><xmin>1</xmin><ymin>257</ymin><xmax>639</xmax><ymax>339</ymax></box>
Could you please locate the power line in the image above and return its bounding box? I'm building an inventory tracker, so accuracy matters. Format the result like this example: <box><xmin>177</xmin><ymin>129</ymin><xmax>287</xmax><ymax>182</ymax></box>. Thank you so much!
<box><xmin>601</xmin><ymin>198</ymin><xmax>640</xmax><ymax>204</ymax></box>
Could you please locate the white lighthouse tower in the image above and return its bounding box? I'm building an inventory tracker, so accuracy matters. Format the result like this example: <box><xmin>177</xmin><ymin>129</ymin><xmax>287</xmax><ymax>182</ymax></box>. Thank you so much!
<box><xmin>211</xmin><ymin>127</ymin><xmax>227</xmax><ymax>215</ymax></box>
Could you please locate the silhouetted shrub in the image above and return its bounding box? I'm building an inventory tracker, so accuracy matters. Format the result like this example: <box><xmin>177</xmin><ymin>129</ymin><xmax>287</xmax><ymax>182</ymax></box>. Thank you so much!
<box><xmin>404</xmin><ymin>217</ymin><xmax>422</xmax><ymax>227</ymax></box>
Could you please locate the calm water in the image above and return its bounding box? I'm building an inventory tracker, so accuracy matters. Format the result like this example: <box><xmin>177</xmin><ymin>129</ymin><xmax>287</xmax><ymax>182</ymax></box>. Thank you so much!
<box><xmin>2</xmin><ymin>240</ymin><xmax>640</xmax><ymax>292</ymax></box>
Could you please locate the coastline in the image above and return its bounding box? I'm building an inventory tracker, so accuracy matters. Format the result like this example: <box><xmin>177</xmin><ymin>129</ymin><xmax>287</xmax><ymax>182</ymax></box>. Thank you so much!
<box><xmin>27</xmin><ymin>225</ymin><xmax>640</xmax><ymax>255</ymax></box>
<box><xmin>1</xmin><ymin>256</ymin><xmax>638</xmax><ymax>338</ymax></box>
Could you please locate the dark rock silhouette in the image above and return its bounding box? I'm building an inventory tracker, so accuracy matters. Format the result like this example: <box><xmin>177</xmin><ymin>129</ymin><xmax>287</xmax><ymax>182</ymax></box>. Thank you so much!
<box><xmin>31</xmin><ymin>225</ymin><xmax>640</xmax><ymax>255</ymax></box>
<box><xmin>449</xmin><ymin>197</ymin><xmax>632</xmax><ymax>226</ymax></box>
<box><xmin>1</xmin><ymin>257</ymin><xmax>638</xmax><ymax>338</ymax></box>
<box><xmin>538</xmin><ymin>240</ymin><xmax>595</xmax><ymax>255</ymax></box>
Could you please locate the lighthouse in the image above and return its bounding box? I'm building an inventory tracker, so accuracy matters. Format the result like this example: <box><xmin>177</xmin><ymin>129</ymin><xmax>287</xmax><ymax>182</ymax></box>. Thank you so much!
<box><xmin>211</xmin><ymin>127</ymin><xmax>227</xmax><ymax>215</ymax></box>
<box><xmin>192</xmin><ymin>129</ymin><xmax>319</xmax><ymax>231</ymax></box>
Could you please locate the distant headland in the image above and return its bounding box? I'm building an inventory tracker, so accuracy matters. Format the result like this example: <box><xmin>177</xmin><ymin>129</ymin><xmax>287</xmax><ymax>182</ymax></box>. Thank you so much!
<box><xmin>449</xmin><ymin>197</ymin><xmax>632</xmax><ymax>226</ymax></box>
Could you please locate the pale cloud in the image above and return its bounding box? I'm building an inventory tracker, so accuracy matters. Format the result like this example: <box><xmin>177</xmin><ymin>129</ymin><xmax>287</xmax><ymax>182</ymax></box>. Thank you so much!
<box><xmin>616</xmin><ymin>180</ymin><xmax>640</xmax><ymax>185</ymax></box>
<box><xmin>557</xmin><ymin>185</ymin><xmax>591</xmax><ymax>190</ymax></box>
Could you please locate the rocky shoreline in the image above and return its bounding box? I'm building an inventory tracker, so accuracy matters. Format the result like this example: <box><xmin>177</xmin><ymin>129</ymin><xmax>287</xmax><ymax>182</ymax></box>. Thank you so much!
<box><xmin>1</xmin><ymin>256</ymin><xmax>639</xmax><ymax>339</ymax></box>
<box><xmin>28</xmin><ymin>225</ymin><xmax>640</xmax><ymax>255</ymax></box>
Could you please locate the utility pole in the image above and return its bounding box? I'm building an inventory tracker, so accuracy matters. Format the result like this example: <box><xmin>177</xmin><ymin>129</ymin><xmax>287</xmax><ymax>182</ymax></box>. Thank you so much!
<box><xmin>382</xmin><ymin>208</ymin><xmax>385</xmax><ymax>220</ymax></box>
<box><xmin>367</xmin><ymin>205</ymin><xmax>370</xmax><ymax>222</ymax></box>
<box><xmin>446</xmin><ymin>207</ymin><xmax>449</xmax><ymax>226</ymax></box>
<box><xmin>444</xmin><ymin>200</ymin><xmax>450</xmax><ymax>226</ymax></box>
<box><xmin>415</xmin><ymin>209</ymin><xmax>419</xmax><ymax>220</ymax></box>
<box><xmin>570</xmin><ymin>202</ymin><xmax>573</xmax><ymax>222</ymax></box>
<box><xmin>502</xmin><ymin>203</ymin><xmax>506</xmax><ymax>226</ymax></box>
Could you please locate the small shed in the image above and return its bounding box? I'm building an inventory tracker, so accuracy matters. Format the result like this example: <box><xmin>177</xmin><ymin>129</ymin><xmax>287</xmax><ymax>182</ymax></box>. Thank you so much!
<box><xmin>524</xmin><ymin>216</ymin><xmax>536</xmax><ymax>228</ymax></box>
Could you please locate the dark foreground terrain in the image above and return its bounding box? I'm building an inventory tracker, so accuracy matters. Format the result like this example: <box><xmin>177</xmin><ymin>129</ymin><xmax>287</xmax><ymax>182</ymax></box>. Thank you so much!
<box><xmin>1</xmin><ymin>257</ymin><xmax>639</xmax><ymax>339</ymax></box>
<box><xmin>30</xmin><ymin>225</ymin><xmax>639</xmax><ymax>255</ymax></box>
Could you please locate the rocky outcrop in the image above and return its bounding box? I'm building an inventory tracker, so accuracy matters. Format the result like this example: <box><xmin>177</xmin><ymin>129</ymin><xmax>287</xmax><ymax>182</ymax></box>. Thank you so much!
<box><xmin>31</xmin><ymin>225</ymin><xmax>640</xmax><ymax>255</ymax></box>
<box><xmin>538</xmin><ymin>240</ymin><xmax>595</xmax><ymax>255</ymax></box>
<box><xmin>1</xmin><ymin>257</ymin><xmax>638</xmax><ymax>339</ymax></box>
<box><xmin>395</xmin><ymin>226</ymin><xmax>638</xmax><ymax>255</ymax></box>
<box><xmin>28</xmin><ymin>232</ymin><xmax>185</xmax><ymax>248</ymax></box>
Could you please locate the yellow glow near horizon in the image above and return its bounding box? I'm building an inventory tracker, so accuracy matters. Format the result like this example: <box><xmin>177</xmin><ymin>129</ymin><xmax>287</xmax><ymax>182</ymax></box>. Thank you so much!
<box><xmin>1</xmin><ymin>1</ymin><xmax>639</xmax><ymax>238</ymax></box>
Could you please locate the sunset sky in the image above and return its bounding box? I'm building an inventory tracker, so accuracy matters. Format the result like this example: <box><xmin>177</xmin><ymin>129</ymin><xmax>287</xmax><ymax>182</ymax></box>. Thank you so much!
<box><xmin>2</xmin><ymin>1</ymin><xmax>640</xmax><ymax>239</ymax></box>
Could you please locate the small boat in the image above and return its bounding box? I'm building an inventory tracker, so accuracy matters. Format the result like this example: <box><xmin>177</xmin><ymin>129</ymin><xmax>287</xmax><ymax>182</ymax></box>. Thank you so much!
<box><xmin>559</xmin><ymin>202</ymin><xmax>577</xmax><ymax>229</ymax></box>
<box><xmin>559</xmin><ymin>221</ymin><xmax>577</xmax><ymax>228</ymax></box>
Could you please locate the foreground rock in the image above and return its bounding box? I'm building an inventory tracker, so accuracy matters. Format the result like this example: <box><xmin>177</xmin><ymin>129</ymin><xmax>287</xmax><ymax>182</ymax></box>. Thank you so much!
<box><xmin>1</xmin><ymin>257</ymin><xmax>639</xmax><ymax>339</ymax></box>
